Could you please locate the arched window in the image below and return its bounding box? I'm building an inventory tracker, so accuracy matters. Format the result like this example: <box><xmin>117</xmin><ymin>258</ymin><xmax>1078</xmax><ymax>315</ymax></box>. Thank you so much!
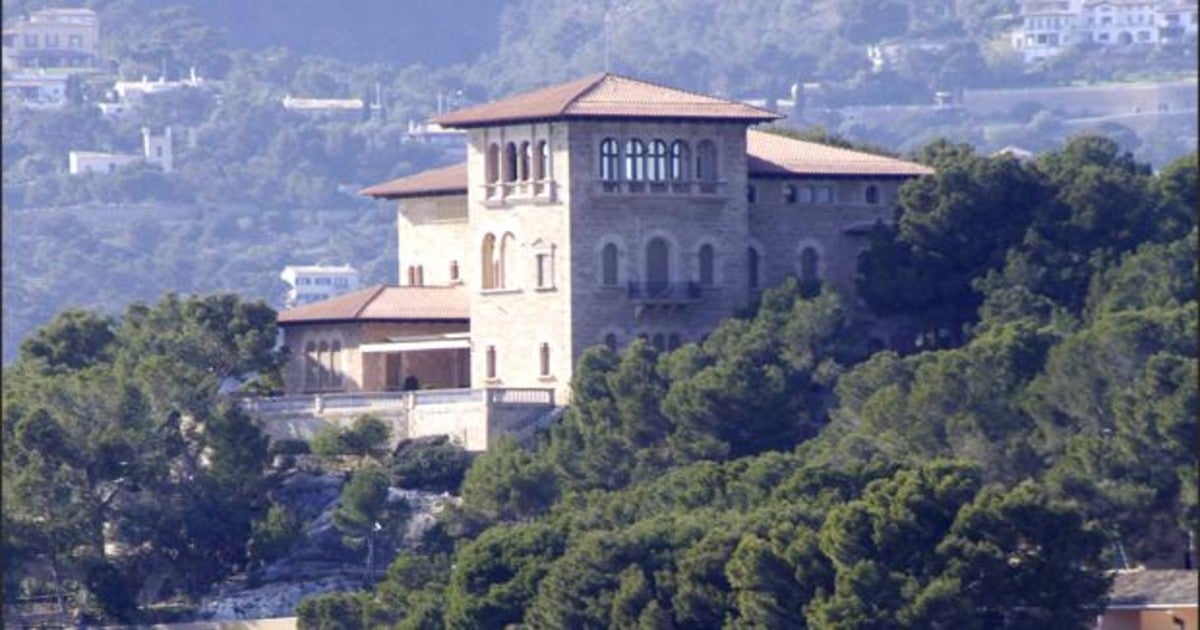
<box><xmin>747</xmin><ymin>247</ymin><xmax>760</xmax><ymax>288</ymax></box>
<box><xmin>747</xmin><ymin>185</ymin><xmax>757</xmax><ymax>203</ymax></box>
<box><xmin>304</xmin><ymin>341</ymin><xmax>319</xmax><ymax>390</ymax></box>
<box><xmin>647</xmin><ymin>140</ymin><xmax>667</xmax><ymax>181</ymax></box>
<box><xmin>604</xmin><ymin>333</ymin><xmax>618</xmax><ymax>351</ymax></box>
<box><xmin>486</xmin><ymin>345</ymin><xmax>497</xmax><ymax>379</ymax></box>
<box><xmin>696</xmin><ymin>140</ymin><xmax>717</xmax><ymax>192</ymax></box>
<box><xmin>330</xmin><ymin>340</ymin><xmax>343</xmax><ymax>388</ymax></box>
<box><xmin>486</xmin><ymin>143</ymin><xmax>500</xmax><ymax>183</ymax></box>
<box><xmin>600</xmin><ymin>138</ymin><xmax>620</xmax><ymax>181</ymax></box>
<box><xmin>534</xmin><ymin>140</ymin><xmax>548</xmax><ymax>181</ymax></box>
<box><xmin>865</xmin><ymin>184</ymin><xmax>879</xmax><ymax>204</ymax></box>
<box><xmin>801</xmin><ymin>247</ymin><xmax>820</xmax><ymax>285</ymax></box>
<box><xmin>799</xmin><ymin>186</ymin><xmax>814</xmax><ymax>203</ymax></box>
<box><xmin>539</xmin><ymin>342</ymin><xmax>551</xmax><ymax>377</ymax></box>
<box><xmin>499</xmin><ymin>232</ymin><xmax>516</xmax><ymax>289</ymax></box>
<box><xmin>784</xmin><ymin>184</ymin><xmax>798</xmax><ymax>203</ymax></box>
<box><xmin>625</xmin><ymin>139</ymin><xmax>646</xmax><ymax>181</ymax></box>
<box><xmin>601</xmin><ymin>243</ymin><xmax>619</xmax><ymax>286</ymax></box>
<box><xmin>519</xmin><ymin>141</ymin><xmax>531</xmax><ymax>181</ymax></box>
<box><xmin>317</xmin><ymin>341</ymin><xmax>329</xmax><ymax>390</ymax></box>
<box><xmin>669</xmin><ymin>141</ymin><xmax>689</xmax><ymax>180</ymax></box>
<box><xmin>646</xmin><ymin>237</ymin><xmax>670</xmax><ymax>293</ymax></box>
<box><xmin>503</xmin><ymin>142</ymin><xmax>518</xmax><ymax>183</ymax></box>
<box><xmin>698</xmin><ymin>243</ymin><xmax>714</xmax><ymax>286</ymax></box>
<box><xmin>481</xmin><ymin>233</ymin><xmax>498</xmax><ymax>289</ymax></box>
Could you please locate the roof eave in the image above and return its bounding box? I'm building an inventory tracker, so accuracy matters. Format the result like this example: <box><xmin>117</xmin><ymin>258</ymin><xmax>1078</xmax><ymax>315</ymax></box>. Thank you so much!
<box><xmin>360</xmin><ymin>188</ymin><xmax>467</xmax><ymax>200</ymax></box>
<box><xmin>748</xmin><ymin>170</ymin><xmax>928</xmax><ymax>180</ymax></box>
<box><xmin>279</xmin><ymin>317</ymin><xmax>470</xmax><ymax>327</ymax></box>
<box><xmin>436</xmin><ymin>111</ymin><xmax>783</xmax><ymax>129</ymax></box>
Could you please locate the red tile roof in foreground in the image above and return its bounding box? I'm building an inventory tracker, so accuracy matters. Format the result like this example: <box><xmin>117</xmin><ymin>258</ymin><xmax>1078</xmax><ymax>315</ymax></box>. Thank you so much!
<box><xmin>746</xmin><ymin>130</ymin><xmax>934</xmax><ymax>178</ymax></box>
<box><xmin>432</xmin><ymin>72</ymin><xmax>782</xmax><ymax>128</ymax></box>
<box><xmin>359</xmin><ymin>162</ymin><xmax>468</xmax><ymax>199</ymax></box>
<box><xmin>277</xmin><ymin>285</ymin><xmax>469</xmax><ymax>325</ymax></box>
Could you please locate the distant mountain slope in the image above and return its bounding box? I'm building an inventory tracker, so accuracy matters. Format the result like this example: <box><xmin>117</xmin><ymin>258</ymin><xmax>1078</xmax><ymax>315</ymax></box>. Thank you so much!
<box><xmin>203</xmin><ymin>0</ymin><xmax>504</xmax><ymax>66</ymax></box>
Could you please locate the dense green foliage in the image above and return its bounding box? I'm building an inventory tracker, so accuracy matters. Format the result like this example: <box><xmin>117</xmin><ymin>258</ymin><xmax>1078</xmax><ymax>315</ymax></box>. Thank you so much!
<box><xmin>297</xmin><ymin>140</ymin><xmax>1196</xmax><ymax>628</ymax></box>
<box><xmin>311</xmin><ymin>414</ymin><xmax>393</xmax><ymax>459</ymax></box>
<box><xmin>390</xmin><ymin>435</ymin><xmax>471</xmax><ymax>494</ymax></box>
<box><xmin>2</xmin><ymin>293</ymin><xmax>281</xmax><ymax>620</ymax></box>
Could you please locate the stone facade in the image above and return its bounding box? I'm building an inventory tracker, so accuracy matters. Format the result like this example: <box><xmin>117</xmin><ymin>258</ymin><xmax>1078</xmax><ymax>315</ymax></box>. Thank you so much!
<box><xmin>390</xmin><ymin>122</ymin><xmax>916</xmax><ymax>402</ymax></box>
<box><xmin>463</xmin><ymin>121</ymin><xmax>574</xmax><ymax>400</ymax></box>
<box><xmin>397</xmin><ymin>194</ymin><xmax>469</xmax><ymax>287</ymax></box>
<box><xmin>375</xmin><ymin>74</ymin><xmax>933</xmax><ymax>404</ymax></box>
<box><xmin>747</xmin><ymin>177</ymin><xmax>902</xmax><ymax>299</ymax></box>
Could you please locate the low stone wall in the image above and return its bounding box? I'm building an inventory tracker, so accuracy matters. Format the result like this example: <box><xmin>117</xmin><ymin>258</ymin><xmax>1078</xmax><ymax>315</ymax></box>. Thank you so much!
<box><xmin>247</xmin><ymin>389</ymin><xmax>556</xmax><ymax>452</ymax></box>
<box><xmin>407</xmin><ymin>390</ymin><xmax>489</xmax><ymax>451</ymax></box>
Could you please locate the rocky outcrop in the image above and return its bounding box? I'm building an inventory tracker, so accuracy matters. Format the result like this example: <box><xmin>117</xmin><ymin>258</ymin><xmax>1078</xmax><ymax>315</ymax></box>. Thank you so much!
<box><xmin>198</xmin><ymin>470</ymin><xmax>459</xmax><ymax>620</ymax></box>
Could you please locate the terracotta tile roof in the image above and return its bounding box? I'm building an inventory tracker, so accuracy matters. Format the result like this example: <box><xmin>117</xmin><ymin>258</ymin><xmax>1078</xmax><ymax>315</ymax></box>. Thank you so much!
<box><xmin>277</xmin><ymin>285</ymin><xmax>469</xmax><ymax>324</ymax></box>
<box><xmin>433</xmin><ymin>73</ymin><xmax>782</xmax><ymax>128</ymax></box>
<box><xmin>1107</xmin><ymin>570</ymin><xmax>1199</xmax><ymax>608</ymax></box>
<box><xmin>747</xmin><ymin>129</ymin><xmax>934</xmax><ymax>178</ymax></box>
<box><xmin>359</xmin><ymin>162</ymin><xmax>468</xmax><ymax>199</ymax></box>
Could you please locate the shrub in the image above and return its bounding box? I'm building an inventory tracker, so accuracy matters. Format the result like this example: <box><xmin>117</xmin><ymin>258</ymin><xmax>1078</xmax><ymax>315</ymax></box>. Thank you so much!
<box><xmin>391</xmin><ymin>435</ymin><xmax>471</xmax><ymax>494</ymax></box>
<box><xmin>296</xmin><ymin>591</ymin><xmax>368</xmax><ymax>630</ymax></box>
<box><xmin>247</xmin><ymin>503</ymin><xmax>302</xmax><ymax>564</ymax></box>
<box><xmin>269</xmin><ymin>439</ymin><xmax>311</xmax><ymax>456</ymax></box>
<box><xmin>343</xmin><ymin>415</ymin><xmax>392</xmax><ymax>457</ymax></box>
<box><xmin>83</xmin><ymin>559</ymin><xmax>137</xmax><ymax>622</ymax></box>
<box><xmin>310</xmin><ymin>415</ymin><xmax>392</xmax><ymax>459</ymax></box>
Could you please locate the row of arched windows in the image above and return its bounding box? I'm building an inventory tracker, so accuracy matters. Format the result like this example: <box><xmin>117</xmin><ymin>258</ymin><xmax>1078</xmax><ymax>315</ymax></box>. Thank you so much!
<box><xmin>480</xmin><ymin>232</ymin><xmax>515</xmax><ymax>289</ymax></box>
<box><xmin>303</xmin><ymin>339</ymin><xmax>343</xmax><ymax>391</ymax></box>
<box><xmin>599</xmin><ymin>138</ymin><xmax>718</xmax><ymax>184</ymax></box>
<box><xmin>745</xmin><ymin>245</ymin><xmax>821</xmax><ymax>288</ymax></box>
<box><xmin>776</xmin><ymin>183</ymin><xmax>879</xmax><ymax>205</ymax></box>
<box><xmin>603</xmin><ymin>332</ymin><xmax>684</xmax><ymax>353</ymax></box>
<box><xmin>599</xmin><ymin>240</ymin><xmax>814</xmax><ymax>289</ymax></box>
<box><xmin>485</xmin><ymin>140</ymin><xmax>550</xmax><ymax>184</ymax></box>
<box><xmin>480</xmin><ymin>233</ymin><xmax>556</xmax><ymax>291</ymax></box>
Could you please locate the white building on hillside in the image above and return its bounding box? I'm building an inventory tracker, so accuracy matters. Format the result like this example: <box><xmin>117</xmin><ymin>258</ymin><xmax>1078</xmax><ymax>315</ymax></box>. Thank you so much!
<box><xmin>69</xmin><ymin>127</ymin><xmax>174</xmax><ymax>175</ymax></box>
<box><xmin>101</xmin><ymin>68</ymin><xmax>212</xmax><ymax>117</ymax></box>
<box><xmin>2</xmin><ymin>71</ymin><xmax>69</xmax><ymax>108</ymax></box>
<box><xmin>1</xmin><ymin>7</ymin><xmax>99</xmax><ymax>71</ymax></box>
<box><xmin>1011</xmin><ymin>0</ymin><xmax>1198</xmax><ymax>62</ymax></box>
<box><xmin>280</xmin><ymin>265</ymin><xmax>361</xmax><ymax>308</ymax></box>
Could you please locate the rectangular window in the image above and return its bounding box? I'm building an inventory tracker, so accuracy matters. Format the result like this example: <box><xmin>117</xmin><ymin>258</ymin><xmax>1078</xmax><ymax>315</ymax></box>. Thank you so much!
<box><xmin>539</xmin><ymin>343</ymin><xmax>551</xmax><ymax>377</ymax></box>
<box><xmin>486</xmin><ymin>345</ymin><xmax>497</xmax><ymax>379</ymax></box>
<box><xmin>536</xmin><ymin>253</ymin><xmax>551</xmax><ymax>288</ymax></box>
<box><xmin>24</xmin><ymin>33</ymin><xmax>37</xmax><ymax>48</ymax></box>
<box><xmin>68</xmin><ymin>34</ymin><xmax>82</xmax><ymax>48</ymax></box>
